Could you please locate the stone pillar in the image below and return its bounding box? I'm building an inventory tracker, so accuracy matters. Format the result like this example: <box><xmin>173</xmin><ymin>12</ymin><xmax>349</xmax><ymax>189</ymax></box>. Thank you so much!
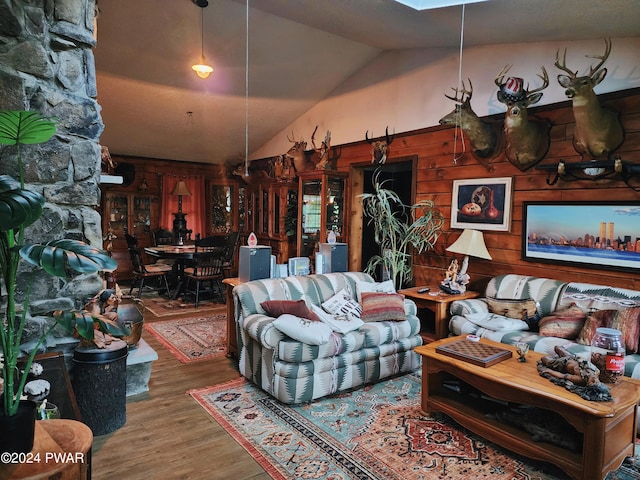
<box><xmin>0</xmin><ymin>0</ymin><xmax>104</xmax><ymax>349</ymax></box>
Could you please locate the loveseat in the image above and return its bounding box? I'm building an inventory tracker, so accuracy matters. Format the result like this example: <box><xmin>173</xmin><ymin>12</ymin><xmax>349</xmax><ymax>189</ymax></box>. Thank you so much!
<box><xmin>448</xmin><ymin>274</ymin><xmax>640</xmax><ymax>379</ymax></box>
<box><xmin>232</xmin><ymin>272</ymin><xmax>422</xmax><ymax>403</ymax></box>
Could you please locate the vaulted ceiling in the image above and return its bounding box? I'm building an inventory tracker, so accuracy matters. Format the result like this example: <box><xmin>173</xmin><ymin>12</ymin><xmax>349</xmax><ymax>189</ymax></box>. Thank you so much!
<box><xmin>94</xmin><ymin>0</ymin><xmax>639</xmax><ymax>164</ymax></box>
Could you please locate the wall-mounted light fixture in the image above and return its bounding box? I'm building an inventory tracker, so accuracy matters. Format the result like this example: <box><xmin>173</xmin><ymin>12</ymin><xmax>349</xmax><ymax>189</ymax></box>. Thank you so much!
<box><xmin>191</xmin><ymin>0</ymin><xmax>213</xmax><ymax>79</ymax></box>
<box><xmin>536</xmin><ymin>157</ymin><xmax>640</xmax><ymax>191</ymax></box>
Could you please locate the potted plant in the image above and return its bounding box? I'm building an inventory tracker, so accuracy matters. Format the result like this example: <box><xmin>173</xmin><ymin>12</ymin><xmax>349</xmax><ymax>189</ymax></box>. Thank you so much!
<box><xmin>359</xmin><ymin>167</ymin><xmax>444</xmax><ymax>290</ymax></box>
<box><xmin>0</xmin><ymin>110</ymin><xmax>126</xmax><ymax>451</ymax></box>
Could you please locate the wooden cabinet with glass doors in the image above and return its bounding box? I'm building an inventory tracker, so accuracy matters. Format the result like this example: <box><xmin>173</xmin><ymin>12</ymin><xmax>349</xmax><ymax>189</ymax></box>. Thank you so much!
<box><xmin>297</xmin><ymin>171</ymin><xmax>348</xmax><ymax>259</ymax></box>
<box><xmin>207</xmin><ymin>181</ymin><xmax>239</xmax><ymax>236</ymax></box>
<box><xmin>102</xmin><ymin>191</ymin><xmax>160</xmax><ymax>279</ymax></box>
<box><xmin>242</xmin><ymin>180</ymin><xmax>297</xmax><ymax>263</ymax></box>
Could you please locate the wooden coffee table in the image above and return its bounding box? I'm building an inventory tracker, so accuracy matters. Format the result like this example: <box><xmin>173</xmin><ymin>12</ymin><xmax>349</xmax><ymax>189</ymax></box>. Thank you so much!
<box><xmin>416</xmin><ymin>336</ymin><xmax>640</xmax><ymax>480</ymax></box>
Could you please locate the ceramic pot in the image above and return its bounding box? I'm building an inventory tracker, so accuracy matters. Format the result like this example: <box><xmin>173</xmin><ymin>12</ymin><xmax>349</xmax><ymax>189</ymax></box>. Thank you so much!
<box><xmin>0</xmin><ymin>400</ymin><xmax>37</xmax><ymax>453</ymax></box>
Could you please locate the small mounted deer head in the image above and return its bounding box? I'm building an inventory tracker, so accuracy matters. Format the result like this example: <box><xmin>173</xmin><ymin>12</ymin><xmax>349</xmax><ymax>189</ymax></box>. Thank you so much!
<box><xmin>554</xmin><ymin>38</ymin><xmax>624</xmax><ymax>159</ymax></box>
<box><xmin>285</xmin><ymin>131</ymin><xmax>311</xmax><ymax>173</ymax></box>
<box><xmin>439</xmin><ymin>79</ymin><xmax>500</xmax><ymax>162</ymax></box>
<box><xmin>495</xmin><ymin>65</ymin><xmax>551</xmax><ymax>171</ymax></box>
<box><xmin>311</xmin><ymin>125</ymin><xmax>333</xmax><ymax>170</ymax></box>
<box><xmin>365</xmin><ymin>126</ymin><xmax>394</xmax><ymax>164</ymax></box>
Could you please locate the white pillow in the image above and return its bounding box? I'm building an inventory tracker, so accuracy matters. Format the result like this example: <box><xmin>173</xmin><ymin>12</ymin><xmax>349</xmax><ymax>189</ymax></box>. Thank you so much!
<box><xmin>355</xmin><ymin>280</ymin><xmax>396</xmax><ymax>302</ymax></box>
<box><xmin>465</xmin><ymin>313</ymin><xmax>529</xmax><ymax>332</ymax></box>
<box><xmin>310</xmin><ymin>304</ymin><xmax>364</xmax><ymax>334</ymax></box>
<box><xmin>321</xmin><ymin>288</ymin><xmax>362</xmax><ymax>319</ymax></box>
<box><xmin>272</xmin><ymin>314</ymin><xmax>333</xmax><ymax>345</ymax></box>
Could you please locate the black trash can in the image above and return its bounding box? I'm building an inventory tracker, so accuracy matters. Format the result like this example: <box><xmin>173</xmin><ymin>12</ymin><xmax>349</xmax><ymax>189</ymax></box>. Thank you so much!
<box><xmin>72</xmin><ymin>339</ymin><xmax>128</xmax><ymax>436</ymax></box>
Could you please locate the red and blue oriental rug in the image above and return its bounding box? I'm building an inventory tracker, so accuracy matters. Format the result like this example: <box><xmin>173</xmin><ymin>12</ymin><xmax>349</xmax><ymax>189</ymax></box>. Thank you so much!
<box><xmin>189</xmin><ymin>372</ymin><xmax>640</xmax><ymax>479</ymax></box>
<box><xmin>144</xmin><ymin>313</ymin><xmax>227</xmax><ymax>364</ymax></box>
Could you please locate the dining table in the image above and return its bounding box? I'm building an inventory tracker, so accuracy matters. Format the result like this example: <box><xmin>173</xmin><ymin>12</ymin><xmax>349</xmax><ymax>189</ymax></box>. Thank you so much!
<box><xmin>144</xmin><ymin>244</ymin><xmax>225</xmax><ymax>299</ymax></box>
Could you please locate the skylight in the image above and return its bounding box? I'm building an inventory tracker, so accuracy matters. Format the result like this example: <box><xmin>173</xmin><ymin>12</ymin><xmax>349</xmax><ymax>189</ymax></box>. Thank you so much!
<box><xmin>393</xmin><ymin>0</ymin><xmax>489</xmax><ymax>10</ymax></box>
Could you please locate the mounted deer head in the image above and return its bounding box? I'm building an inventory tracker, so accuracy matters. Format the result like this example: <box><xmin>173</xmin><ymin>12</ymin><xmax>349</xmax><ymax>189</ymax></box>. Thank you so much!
<box><xmin>285</xmin><ymin>131</ymin><xmax>311</xmax><ymax>173</ymax></box>
<box><xmin>495</xmin><ymin>65</ymin><xmax>551</xmax><ymax>171</ymax></box>
<box><xmin>231</xmin><ymin>162</ymin><xmax>270</xmax><ymax>184</ymax></box>
<box><xmin>439</xmin><ymin>79</ymin><xmax>500</xmax><ymax>162</ymax></box>
<box><xmin>365</xmin><ymin>126</ymin><xmax>394</xmax><ymax>164</ymax></box>
<box><xmin>555</xmin><ymin>38</ymin><xmax>624</xmax><ymax>159</ymax></box>
<box><xmin>310</xmin><ymin>125</ymin><xmax>332</xmax><ymax>170</ymax></box>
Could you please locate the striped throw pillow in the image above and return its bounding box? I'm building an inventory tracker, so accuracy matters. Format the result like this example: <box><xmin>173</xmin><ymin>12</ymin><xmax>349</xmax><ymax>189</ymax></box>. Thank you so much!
<box><xmin>360</xmin><ymin>292</ymin><xmax>405</xmax><ymax>323</ymax></box>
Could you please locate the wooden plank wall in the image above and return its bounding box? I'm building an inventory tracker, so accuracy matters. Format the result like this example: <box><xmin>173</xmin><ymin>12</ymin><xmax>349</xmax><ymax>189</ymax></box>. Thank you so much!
<box><xmin>336</xmin><ymin>87</ymin><xmax>640</xmax><ymax>293</ymax></box>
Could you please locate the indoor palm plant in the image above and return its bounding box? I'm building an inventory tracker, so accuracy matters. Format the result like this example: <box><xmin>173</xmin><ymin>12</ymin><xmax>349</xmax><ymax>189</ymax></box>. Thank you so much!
<box><xmin>359</xmin><ymin>168</ymin><xmax>444</xmax><ymax>290</ymax></box>
<box><xmin>0</xmin><ymin>110</ymin><xmax>125</xmax><ymax>427</ymax></box>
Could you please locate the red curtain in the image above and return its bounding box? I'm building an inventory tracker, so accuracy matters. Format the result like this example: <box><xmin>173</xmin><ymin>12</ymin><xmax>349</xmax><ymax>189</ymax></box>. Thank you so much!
<box><xmin>160</xmin><ymin>175</ymin><xmax>207</xmax><ymax>239</ymax></box>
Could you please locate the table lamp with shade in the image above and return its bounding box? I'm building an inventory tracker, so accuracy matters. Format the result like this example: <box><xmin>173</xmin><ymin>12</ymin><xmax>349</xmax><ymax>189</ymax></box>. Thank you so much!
<box><xmin>440</xmin><ymin>229</ymin><xmax>491</xmax><ymax>294</ymax></box>
<box><xmin>171</xmin><ymin>180</ymin><xmax>192</xmax><ymax>245</ymax></box>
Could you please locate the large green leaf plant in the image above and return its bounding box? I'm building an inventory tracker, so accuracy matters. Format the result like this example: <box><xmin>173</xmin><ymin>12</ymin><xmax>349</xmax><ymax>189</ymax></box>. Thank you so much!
<box><xmin>359</xmin><ymin>168</ymin><xmax>444</xmax><ymax>290</ymax></box>
<box><xmin>0</xmin><ymin>110</ymin><xmax>125</xmax><ymax>417</ymax></box>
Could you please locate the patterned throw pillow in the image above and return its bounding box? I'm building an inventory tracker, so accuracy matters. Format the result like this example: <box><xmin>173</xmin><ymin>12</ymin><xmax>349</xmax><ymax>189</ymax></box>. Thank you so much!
<box><xmin>310</xmin><ymin>304</ymin><xmax>364</xmax><ymax>334</ymax></box>
<box><xmin>360</xmin><ymin>292</ymin><xmax>406</xmax><ymax>323</ymax></box>
<box><xmin>261</xmin><ymin>300</ymin><xmax>320</xmax><ymax>322</ymax></box>
<box><xmin>486</xmin><ymin>297</ymin><xmax>538</xmax><ymax>320</ymax></box>
<box><xmin>272</xmin><ymin>314</ymin><xmax>333</xmax><ymax>345</ymax></box>
<box><xmin>355</xmin><ymin>280</ymin><xmax>396</xmax><ymax>302</ymax></box>
<box><xmin>321</xmin><ymin>288</ymin><xmax>362</xmax><ymax>320</ymax></box>
<box><xmin>464</xmin><ymin>313</ymin><xmax>529</xmax><ymax>331</ymax></box>
<box><xmin>577</xmin><ymin>307</ymin><xmax>640</xmax><ymax>353</ymax></box>
<box><xmin>538</xmin><ymin>303</ymin><xmax>586</xmax><ymax>339</ymax></box>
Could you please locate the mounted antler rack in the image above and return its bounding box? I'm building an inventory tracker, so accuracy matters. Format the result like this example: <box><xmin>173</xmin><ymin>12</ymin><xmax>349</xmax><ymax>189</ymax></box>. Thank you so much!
<box><xmin>535</xmin><ymin>157</ymin><xmax>640</xmax><ymax>191</ymax></box>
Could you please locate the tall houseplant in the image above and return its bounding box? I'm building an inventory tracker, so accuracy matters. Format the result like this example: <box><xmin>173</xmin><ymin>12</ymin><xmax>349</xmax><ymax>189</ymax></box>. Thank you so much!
<box><xmin>0</xmin><ymin>110</ymin><xmax>125</xmax><ymax>418</ymax></box>
<box><xmin>359</xmin><ymin>168</ymin><xmax>444</xmax><ymax>290</ymax></box>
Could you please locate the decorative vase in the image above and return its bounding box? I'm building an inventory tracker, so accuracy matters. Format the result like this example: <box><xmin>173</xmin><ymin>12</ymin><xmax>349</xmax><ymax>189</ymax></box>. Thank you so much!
<box><xmin>486</xmin><ymin>189</ymin><xmax>499</xmax><ymax>220</ymax></box>
<box><xmin>0</xmin><ymin>400</ymin><xmax>37</xmax><ymax>453</ymax></box>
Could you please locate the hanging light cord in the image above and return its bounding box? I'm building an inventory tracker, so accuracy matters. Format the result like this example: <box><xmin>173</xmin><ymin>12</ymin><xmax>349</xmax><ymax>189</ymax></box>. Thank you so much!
<box><xmin>452</xmin><ymin>3</ymin><xmax>466</xmax><ymax>164</ymax></box>
<box><xmin>244</xmin><ymin>0</ymin><xmax>249</xmax><ymax>177</ymax></box>
<box><xmin>200</xmin><ymin>8</ymin><xmax>205</xmax><ymax>59</ymax></box>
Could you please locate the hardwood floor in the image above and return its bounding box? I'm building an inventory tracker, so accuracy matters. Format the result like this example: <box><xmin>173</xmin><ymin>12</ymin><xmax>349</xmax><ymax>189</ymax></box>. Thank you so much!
<box><xmin>91</xmin><ymin>304</ymin><xmax>271</xmax><ymax>480</ymax></box>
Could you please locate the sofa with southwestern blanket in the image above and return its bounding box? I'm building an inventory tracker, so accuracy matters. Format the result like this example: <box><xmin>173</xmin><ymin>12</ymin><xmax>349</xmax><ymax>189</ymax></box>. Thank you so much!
<box><xmin>232</xmin><ymin>272</ymin><xmax>422</xmax><ymax>404</ymax></box>
<box><xmin>448</xmin><ymin>274</ymin><xmax>640</xmax><ymax>379</ymax></box>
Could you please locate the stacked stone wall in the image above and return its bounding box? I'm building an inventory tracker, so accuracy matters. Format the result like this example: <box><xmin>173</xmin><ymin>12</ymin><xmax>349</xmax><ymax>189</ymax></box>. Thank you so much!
<box><xmin>0</xmin><ymin>0</ymin><xmax>104</xmax><ymax>349</ymax></box>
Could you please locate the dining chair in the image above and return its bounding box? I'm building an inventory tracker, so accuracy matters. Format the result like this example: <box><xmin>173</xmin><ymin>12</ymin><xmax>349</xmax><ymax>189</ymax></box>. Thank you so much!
<box><xmin>127</xmin><ymin>245</ymin><xmax>172</xmax><ymax>298</ymax></box>
<box><xmin>152</xmin><ymin>228</ymin><xmax>174</xmax><ymax>246</ymax></box>
<box><xmin>222</xmin><ymin>231</ymin><xmax>240</xmax><ymax>278</ymax></box>
<box><xmin>183</xmin><ymin>236</ymin><xmax>226</xmax><ymax>306</ymax></box>
<box><xmin>183</xmin><ymin>251</ymin><xmax>225</xmax><ymax>307</ymax></box>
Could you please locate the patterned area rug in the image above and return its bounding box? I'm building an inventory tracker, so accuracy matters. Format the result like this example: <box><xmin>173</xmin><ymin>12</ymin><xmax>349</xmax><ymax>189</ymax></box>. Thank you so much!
<box><xmin>144</xmin><ymin>314</ymin><xmax>227</xmax><ymax>363</ymax></box>
<box><xmin>142</xmin><ymin>295</ymin><xmax>225</xmax><ymax>317</ymax></box>
<box><xmin>189</xmin><ymin>373</ymin><xmax>640</xmax><ymax>480</ymax></box>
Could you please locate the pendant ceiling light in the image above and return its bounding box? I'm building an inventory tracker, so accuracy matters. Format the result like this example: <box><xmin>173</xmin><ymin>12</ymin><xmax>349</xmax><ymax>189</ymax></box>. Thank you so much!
<box><xmin>192</xmin><ymin>0</ymin><xmax>213</xmax><ymax>79</ymax></box>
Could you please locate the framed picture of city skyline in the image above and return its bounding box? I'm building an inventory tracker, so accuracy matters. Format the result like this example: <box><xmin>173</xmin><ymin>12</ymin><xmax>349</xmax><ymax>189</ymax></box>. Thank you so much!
<box><xmin>522</xmin><ymin>201</ymin><xmax>640</xmax><ymax>272</ymax></box>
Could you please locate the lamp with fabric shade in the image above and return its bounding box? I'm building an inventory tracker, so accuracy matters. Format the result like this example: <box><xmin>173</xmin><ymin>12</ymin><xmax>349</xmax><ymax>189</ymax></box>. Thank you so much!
<box><xmin>170</xmin><ymin>180</ymin><xmax>192</xmax><ymax>245</ymax></box>
<box><xmin>170</xmin><ymin>180</ymin><xmax>192</xmax><ymax>213</ymax></box>
<box><xmin>441</xmin><ymin>229</ymin><xmax>491</xmax><ymax>294</ymax></box>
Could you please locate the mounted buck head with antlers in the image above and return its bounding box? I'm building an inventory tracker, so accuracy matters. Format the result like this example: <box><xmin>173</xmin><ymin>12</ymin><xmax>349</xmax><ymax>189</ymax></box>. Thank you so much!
<box><xmin>285</xmin><ymin>131</ymin><xmax>310</xmax><ymax>174</ymax></box>
<box><xmin>439</xmin><ymin>79</ymin><xmax>500</xmax><ymax>163</ymax></box>
<box><xmin>310</xmin><ymin>125</ymin><xmax>333</xmax><ymax>170</ymax></box>
<box><xmin>555</xmin><ymin>38</ymin><xmax>624</xmax><ymax>159</ymax></box>
<box><xmin>495</xmin><ymin>65</ymin><xmax>551</xmax><ymax>171</ymax></box>
<box><xmin>365</xmin><ymin>126</ymin><xmax>394</xmax><ymax>164</ymax></box>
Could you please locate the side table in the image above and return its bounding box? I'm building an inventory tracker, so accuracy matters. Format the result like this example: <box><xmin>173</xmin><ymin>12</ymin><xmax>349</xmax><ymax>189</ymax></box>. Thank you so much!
<box><xmin>222</xmin><ymin>277</ymin><xmax>242</xmax><ymax>359</ymax></box>
<box><xmin>398</xmin><ymin>286</ymin><xmax>479</xmax><ymax>343</ymax></box>
<box><xmin>1</xmin><ymin>419</ymin><xmax>93</xmax><ymax>480</ymax></box>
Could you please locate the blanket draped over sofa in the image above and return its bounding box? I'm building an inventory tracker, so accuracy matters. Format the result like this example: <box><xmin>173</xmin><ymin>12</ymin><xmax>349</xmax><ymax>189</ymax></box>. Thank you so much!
<box><xmin>449</xmin><ymin>274</ymin><xmax>640</xmax><ymax>379</ymax></box>
<box><xmin>232</xmin><ymin>272</ymin><xmax>422</xmax><ymax>404</ymax></box>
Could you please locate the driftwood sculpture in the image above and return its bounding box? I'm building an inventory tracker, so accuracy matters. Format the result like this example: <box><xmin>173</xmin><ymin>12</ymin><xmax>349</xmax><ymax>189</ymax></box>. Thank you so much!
<box><xmin>537</xmin><ymin>345</ymin><xmax>611</xmax><ymax>402</ymax></box>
